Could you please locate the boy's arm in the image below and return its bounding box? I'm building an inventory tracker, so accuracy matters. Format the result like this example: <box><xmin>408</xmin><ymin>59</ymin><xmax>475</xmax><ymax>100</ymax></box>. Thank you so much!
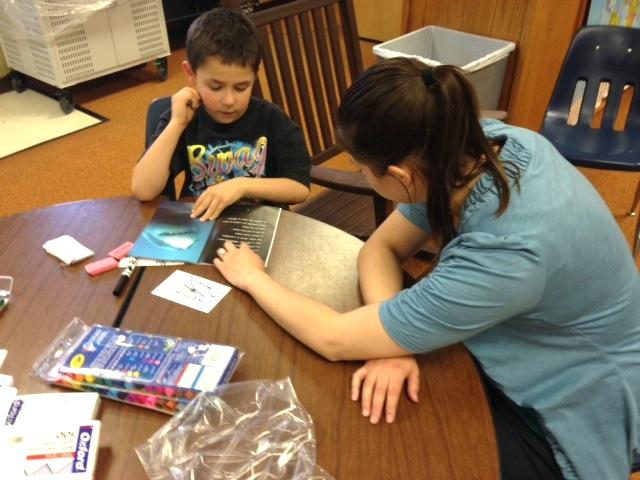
<box><xmin>242</xmin><ymin>177</ymin><xmax>309</xmax><ymax>203</ymax></box>
<box><xmin>131</xmin><ymin>121</ymin><xmax>185</xmax><ymax>201</ymax></box>
<box><xmin>191</xmin><ymin>177</ymin><xmax>309</xmax><ymax>221</ymax></box>
<box><xmin>131</xmin><ymin>88</ymin><xmax>200</xmax><ymax>201</ymax></box>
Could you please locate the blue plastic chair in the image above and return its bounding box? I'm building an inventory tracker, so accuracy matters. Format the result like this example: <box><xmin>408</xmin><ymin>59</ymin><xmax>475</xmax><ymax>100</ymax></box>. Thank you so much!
<box><xmin>540</xmin><ymin>25</ymin><xmax>640</xmax><ymax>259</ymax></box>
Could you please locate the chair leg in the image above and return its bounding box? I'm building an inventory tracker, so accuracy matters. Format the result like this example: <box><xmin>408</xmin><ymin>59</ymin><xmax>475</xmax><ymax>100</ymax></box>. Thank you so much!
<box><xmin>628</xmin><ymin>178</ymin><xmax>640</xmax><ymax>216</ymax></box>
<box><xmin>372</xmin><ymin>196</ymin><xmax>394</xmax><ymax>227</ymax></box>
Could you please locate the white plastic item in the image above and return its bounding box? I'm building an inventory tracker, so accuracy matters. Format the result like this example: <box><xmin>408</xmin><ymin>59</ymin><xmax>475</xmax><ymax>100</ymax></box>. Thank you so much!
<box><xmin>0</xmin><ymin>0</ymin><xmax>116</xmax><ymax>42</ymax></box>
<box><xmin>0</xmin><ymin>0</ymin><xmax>170</xmax><ymax>89</ymax></box>
<box><xmin>373</xmin><ymin>25</ymin><xmax>516</xmax><ymax>109</ymax></box>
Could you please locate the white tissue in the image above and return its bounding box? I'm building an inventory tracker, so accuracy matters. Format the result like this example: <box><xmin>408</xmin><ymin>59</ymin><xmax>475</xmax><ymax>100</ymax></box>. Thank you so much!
<box><xmin>42</xmin><ymin>235</ymin><xmax>94</xmax><ymax>265</ymax></box>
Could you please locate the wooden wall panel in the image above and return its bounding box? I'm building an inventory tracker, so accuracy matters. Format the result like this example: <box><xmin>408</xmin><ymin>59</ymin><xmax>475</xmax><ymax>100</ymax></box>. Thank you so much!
<box><xmin>508</xmin><ymin>0</ymin><xmax>588</xmax><ymax>129</ymax></box>
<box><xmin>407</xmin><ymin>0</ymin><xmax>529</xmax><ymax>41</ymax></box>
<box><xmin>353</xmin><ymin>0</ymin><xmax>407</xmax><ymax>41</ymax></box>
<box><xmin>355</xmin><ymin>0</ymin><xmax>589</xmax><ymax>130</ymax></box>
<box><xmin>406</xmin><ymin>0</ymin><xmax>588</xmax><ymax>130</ymax></box>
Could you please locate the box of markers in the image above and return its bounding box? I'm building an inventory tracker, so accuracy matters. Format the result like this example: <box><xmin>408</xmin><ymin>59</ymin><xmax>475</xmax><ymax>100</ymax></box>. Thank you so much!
<box><xmin>53</xmin><ymin>376</ymin><xmax>189</xmax><ymax>415</ymax></box>
<box><xmin>33</xmin><ymin>318</ymin><xmax>242</xmax><ymax>414</ymax></box>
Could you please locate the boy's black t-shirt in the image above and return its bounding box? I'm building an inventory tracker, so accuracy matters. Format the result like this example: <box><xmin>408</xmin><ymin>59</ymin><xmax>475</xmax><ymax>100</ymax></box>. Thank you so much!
<box><xmin>152</xmin><ymin>97</ymin><xmax>312</xmax><ymax>197</ymax></box>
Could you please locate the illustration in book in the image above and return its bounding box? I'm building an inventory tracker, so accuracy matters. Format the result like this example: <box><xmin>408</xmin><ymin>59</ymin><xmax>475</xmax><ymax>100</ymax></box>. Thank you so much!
<box><xmin>129</xmin><ymin>200</ymin><xmax>281</xmax><ymax>265</ymax></box>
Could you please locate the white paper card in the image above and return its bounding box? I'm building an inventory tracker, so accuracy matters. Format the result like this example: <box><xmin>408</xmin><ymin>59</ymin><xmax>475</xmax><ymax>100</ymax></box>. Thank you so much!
<box><xmin>151</xmin><ymin>270</ymin><xmax>231</xmax><ymax>313</ymax></box>
<box><xmin>42</xmin><ymin>235</ymin><xmax>94</xmax><ymax>265</ymax></box>
<box><xmin>0</xmin><ymin>419</ymin><xmax>101</xmax><ymax>479</ymax></box>
<box><xmin>0</xmin><ymin>374</ymin><xmax>13</xmax><ymax>388</ymax></box>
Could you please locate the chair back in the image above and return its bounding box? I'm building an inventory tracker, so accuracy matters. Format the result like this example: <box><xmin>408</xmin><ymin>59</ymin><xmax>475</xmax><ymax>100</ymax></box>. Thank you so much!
<box><xmin>145</xmin><ymin>96</ymin><xmax>178</xmax><ymax>200</ymax></box>
<box><xmin>240</xmin><ymin>0</ymin><xmax>363</xmax><ymax>165</ymax></box>
<box><xmin>541</xmin><ymin>26</ymin><xmax>640</xmax><ymax>171</ymax></box>
<box><xmin>145</xmin><ymin>96</ymin><xmax>171</xmax><ymax>149</ymax></box>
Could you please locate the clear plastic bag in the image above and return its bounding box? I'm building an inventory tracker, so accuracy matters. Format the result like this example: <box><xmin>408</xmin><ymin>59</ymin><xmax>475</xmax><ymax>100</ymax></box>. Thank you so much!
<box><xmin>0</xmin><ymin>0</ymin><xmax>118</xmax><ymax>43</ymax></box>
<box><xmin>136</xmin><ymin>378</ymin><xmax>335</xmax><ymax>480</ymax></box>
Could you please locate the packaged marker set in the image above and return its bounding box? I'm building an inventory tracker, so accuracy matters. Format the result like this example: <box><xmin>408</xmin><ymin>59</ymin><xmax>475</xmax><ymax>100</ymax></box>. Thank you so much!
<box><xmin>33</xmin><ymin>318</ymin><xmax>242</xmax><ymax>414</ymax></box>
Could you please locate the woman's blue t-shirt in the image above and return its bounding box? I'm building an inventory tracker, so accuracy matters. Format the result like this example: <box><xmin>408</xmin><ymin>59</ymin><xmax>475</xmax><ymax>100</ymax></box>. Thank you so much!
<box><xmin>380</xmin><ymin>119</ymin><xmax>640</xmax><ymax>480</ymax></box>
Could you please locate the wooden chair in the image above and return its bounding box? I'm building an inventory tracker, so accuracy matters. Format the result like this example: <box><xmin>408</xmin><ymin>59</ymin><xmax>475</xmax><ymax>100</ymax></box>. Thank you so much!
<box><xmin>222</xmin><ymin>1</ymin><xmax>510</xmax><ymax>238</ymax></box>
<box><xmin>222</xmin><ymin>0</ymin><xmax>392</xmax><ymax>236</ymax></box>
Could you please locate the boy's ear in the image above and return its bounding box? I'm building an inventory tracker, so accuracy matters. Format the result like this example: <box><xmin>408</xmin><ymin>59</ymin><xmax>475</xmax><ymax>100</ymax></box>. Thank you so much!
<box><xmin>182</xmin><ymin>60</ymin><xmax>196</xmax><ymax>86</ymax></box>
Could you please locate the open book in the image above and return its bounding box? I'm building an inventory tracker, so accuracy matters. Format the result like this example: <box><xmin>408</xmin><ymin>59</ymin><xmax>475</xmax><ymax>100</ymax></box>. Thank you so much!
<box><xmin>130</xmin><ymin>200</ymin><xmax>281</xmax><ymax>265</ymax></box>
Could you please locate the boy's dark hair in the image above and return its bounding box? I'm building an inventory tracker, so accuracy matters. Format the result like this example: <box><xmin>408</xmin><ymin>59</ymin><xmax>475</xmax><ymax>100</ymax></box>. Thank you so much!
<box><xmin>186</xmin><ymin>7</ymin><xmax>262</xmax><ymax>73</ymax></box>
<box><xmin>336</xmin><ymin>58</ymin><xmax>519</xmax><ymax>251</ymax></box>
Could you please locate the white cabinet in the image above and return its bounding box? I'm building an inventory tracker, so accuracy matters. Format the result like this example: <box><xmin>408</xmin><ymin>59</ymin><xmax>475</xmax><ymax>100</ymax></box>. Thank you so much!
<box><xmin>0</xmin><ymin>0</ymin><xmax>170</xmax><ymax>90</ymax></box>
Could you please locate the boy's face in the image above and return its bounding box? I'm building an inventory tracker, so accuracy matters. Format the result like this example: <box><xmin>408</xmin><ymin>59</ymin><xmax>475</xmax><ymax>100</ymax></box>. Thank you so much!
<box><xmin>183</xmin><ymin>56</ymin><xmax>256</xmax><ymax>124</ymax></box>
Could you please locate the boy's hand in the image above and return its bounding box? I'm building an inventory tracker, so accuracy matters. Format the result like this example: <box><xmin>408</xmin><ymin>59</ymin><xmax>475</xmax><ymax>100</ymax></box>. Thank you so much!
<box><xmin>170</xmin><ymin>87</ymin><xmax>200</xmax><ymax>127</ymax></box>
<box><xmin>351</xmin><ymin>356</ymin><xmax>420</xmax><ymax>424</ymax></box>
<box><xmin>191</xmin><ymin>178</ymin><xmax>246</xmax><ymax>221</ymax></box>
<box><xmin>213</xmin><ymin>240</ymin><xmax>266</xmax><ymax>291</ymax></box>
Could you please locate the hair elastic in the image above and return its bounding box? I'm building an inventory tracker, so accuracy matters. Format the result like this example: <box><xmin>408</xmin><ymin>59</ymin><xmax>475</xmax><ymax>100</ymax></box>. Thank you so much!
<box><xmin>421</xmin><ymin>66</ymin><xmax>437</xmax><ymax>87</ymax></box>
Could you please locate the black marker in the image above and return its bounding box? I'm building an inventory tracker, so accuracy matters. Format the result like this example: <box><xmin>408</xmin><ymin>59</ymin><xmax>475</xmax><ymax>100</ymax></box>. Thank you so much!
<box><xmin>113</xmin><ymin>258</ymin><xmax>137</xmax><ymax>296</ymax></box>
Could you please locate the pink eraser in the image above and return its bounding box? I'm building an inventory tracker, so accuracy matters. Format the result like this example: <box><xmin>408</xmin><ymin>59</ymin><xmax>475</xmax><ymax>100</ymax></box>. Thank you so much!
<box><xmin>108</xmin><ymin>241</ymin><xmax>134</xmax><ymax>260</ymax></box>
<box><xmin>85</xmin><ymin>257</ymin><xmax>119</xmax><ymax>276</ymax></box>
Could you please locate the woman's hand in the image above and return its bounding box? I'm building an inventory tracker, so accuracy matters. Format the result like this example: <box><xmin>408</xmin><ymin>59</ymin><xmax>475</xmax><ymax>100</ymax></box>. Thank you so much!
<box><xmin>351</xmin><ymin>356</ymin><xmax>420</xmax><ymax>424</ymax></box>
<box><xmin>191</xmin><ymin>178</ymin><xmax>247</xmax><ymax>221</ymax></box>
<box><xmin>213</xmin><ymin>240</ymin><xmax>266</xmax><ymax>291</ymax></box>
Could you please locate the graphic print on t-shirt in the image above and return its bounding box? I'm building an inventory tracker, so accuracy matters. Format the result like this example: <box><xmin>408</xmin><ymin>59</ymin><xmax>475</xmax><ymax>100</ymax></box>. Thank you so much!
<box><xmin>186</xmin><ymin>136</ymin><xmax>267</xmax><ymax>196</ymax></box>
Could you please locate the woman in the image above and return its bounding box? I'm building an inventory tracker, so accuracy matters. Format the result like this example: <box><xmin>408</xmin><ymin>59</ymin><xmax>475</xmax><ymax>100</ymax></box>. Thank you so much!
<box><xmin>214</xmin><ymin>58</ymin><xmax>640</xmax><ymax>480</ymax></box>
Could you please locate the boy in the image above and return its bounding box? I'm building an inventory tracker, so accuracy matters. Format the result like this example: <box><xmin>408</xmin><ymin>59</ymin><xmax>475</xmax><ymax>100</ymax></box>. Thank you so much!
<box><xmin>132</xmin><ymin>8</ymin><xmax>311</xmax><ymax>221</ymax></box>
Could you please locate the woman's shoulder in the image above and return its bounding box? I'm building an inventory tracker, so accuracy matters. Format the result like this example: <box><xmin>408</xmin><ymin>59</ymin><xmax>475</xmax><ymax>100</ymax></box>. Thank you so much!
<box><xmin>445</xmin><ymin>231</ymin><xmax>541</xmax><ymax>256</ymax></box>
<box><xmin>479</xmin><ymin>119</ymin><xmax>552</xmax><ymax>162</ymax></box>
<box><xmin>480</xmin><ymin>118</ymin><xmax>534</xmax><ymax>137</ymax></box>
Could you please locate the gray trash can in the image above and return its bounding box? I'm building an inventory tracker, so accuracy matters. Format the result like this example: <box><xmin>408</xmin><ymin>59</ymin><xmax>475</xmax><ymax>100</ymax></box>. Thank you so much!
<box><xmin>373</xmin><ymin>26</ymin><xmax>515</xmax><ymax>110</ymax></box>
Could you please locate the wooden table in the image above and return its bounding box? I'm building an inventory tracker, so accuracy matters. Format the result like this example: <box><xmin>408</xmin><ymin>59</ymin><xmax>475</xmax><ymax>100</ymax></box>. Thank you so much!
<box><xmin>0</xmin><ymin>197</ymin><xmax>498</xmax><ymax>479</ymax></box>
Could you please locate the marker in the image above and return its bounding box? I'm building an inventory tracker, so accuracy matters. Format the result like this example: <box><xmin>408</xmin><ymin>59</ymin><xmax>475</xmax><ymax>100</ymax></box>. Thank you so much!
<box><xmin>113</xmin><ymin>258</ymin><xmax>137</xmax><ymax>296</ymax></box>
<box><xmin>0</xmin><ymin>275</ymin><xmax>13</xmax><ymax>312</ymax></box>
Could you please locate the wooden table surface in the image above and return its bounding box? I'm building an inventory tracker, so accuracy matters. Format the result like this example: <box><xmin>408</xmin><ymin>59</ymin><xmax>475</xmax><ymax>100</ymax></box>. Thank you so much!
<box><xmin>0</xmin><ymin>197</ymin><xmax>498</xmax><ymax>480</ymax></box>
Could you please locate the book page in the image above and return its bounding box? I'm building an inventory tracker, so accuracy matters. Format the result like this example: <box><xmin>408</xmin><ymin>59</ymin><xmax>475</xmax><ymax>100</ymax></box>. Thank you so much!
<box><xmin>131</xmin><ymin>201</ymin><xmax>280</xmax><ymax>265</ymax></box>
<box><xmin>206</xmin><ymin>203</ymin><xmax>281</xmax><ymax>265</ymax></box>
<box><xmin>130</xmin><ymin>201</ymin><xmax>215</xmax><ymax>264</ymax></box>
